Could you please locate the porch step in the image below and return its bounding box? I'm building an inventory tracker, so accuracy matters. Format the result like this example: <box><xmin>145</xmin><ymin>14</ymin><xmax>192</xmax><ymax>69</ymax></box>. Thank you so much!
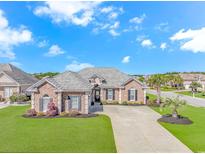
<box><xmin>89</xmin><ymin>103</ymin><xmax>103</xmax><ymax>113</ymax></box>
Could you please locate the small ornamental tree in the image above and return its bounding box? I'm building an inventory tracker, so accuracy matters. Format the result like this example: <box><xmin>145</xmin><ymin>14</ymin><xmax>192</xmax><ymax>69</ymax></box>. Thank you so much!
<box><xmin>189</xmin><ymin>81</ymin><xmax>202</xmax><ymax>93</ymax></box>
<box><xmin>160</xmin><ymin>96</ymin><xmax>186</xmax><ymax>118</ymax></box>
<box><xmin>46</xmin><ymin>102</ymin><xmax>58</xmax><ymax>116</ymax></box>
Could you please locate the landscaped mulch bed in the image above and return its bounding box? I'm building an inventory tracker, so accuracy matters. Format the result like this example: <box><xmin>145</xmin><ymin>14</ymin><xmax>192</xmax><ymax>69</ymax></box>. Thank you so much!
<box><xmin>158</xmin><ymin>114</ymin><xmax>193</xmax><ymax>125</ymax></box>
<box><xmin>22</xmin><ymin>114</ymin><xmax>98</xmax><ymax>119</ymax></box>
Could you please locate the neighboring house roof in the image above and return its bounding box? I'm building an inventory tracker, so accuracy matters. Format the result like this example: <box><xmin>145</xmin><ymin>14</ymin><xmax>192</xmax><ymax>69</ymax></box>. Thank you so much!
<box><xmin>0</xmin><ymin>63</ymin><xmax>38</xmax><ymax>85</ymax></box>
<box><xmin>179</xmin><ymin>73</ymin><xmax>205</xmax><ymax>81</ymax></box>
<box><xmin>27</xmin><ymin>67</ymin><xmax>144</xmax><ymax>92</ymax></box>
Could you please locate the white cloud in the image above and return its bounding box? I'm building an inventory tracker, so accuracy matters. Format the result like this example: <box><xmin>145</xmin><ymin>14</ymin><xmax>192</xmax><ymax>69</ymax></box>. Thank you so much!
<box><xmin>110</xmin><ymin>21</ymin><xmax>120</xmax><ymax>29</ymax></box>
<box><xmin>129</xmin><ymin>14</ymin><xmax>146</xmax><ymax>24</ymax></box>
<box><xmin>34</xmin><ymin>1</ymin><xmax>101</xmax><ymax>27</ymax></box>
<box><xmin>141</xmin><ymin>39</ymin><xmax>153</xmax><ymax>47</ymax></box>
<box><xmin>108</xmin><ymin>12</ymin><xmax>118</xmax><ymax>20</ymax></box>
<box><xmin>100</xmin><ymin>6</ymin><xmax>113</xmax><ymax>13</ymax></box>
<box><xmin>0</xmin><ymin>9</ymin><xmax>32</xmax><ymax>59</ymax></box>
<box><xmin>122</xmin><ymin>56</ymin><xmax>130</xmax><ymax>63</ymax></box>
<box><xmin>160</xmin><ymin>42</ymin><xmax>167</xmax><ymax>50</ymax></box>
<box><xmin>109</xmin><ymin>29</ymin><xmax>120</xmax><ymax>37</ymax></box>
<box><xmin>38</xmin><ymin>40</ymin><xmax>48</xmax><ymax>48</ymax></box>
<box><xmin>170</xmin><ymin>27</ymin><xmax>205</xmax><ymax>53</ymax></box>
<box><xmin>45</xmin><ymin>44</ymin><xmax>65</xmax><ymax>57</ymax></box>
<box><xmin>155</xmin><ymin>22</ymin><xmax>169</xmax><ymax>32</ymax></box>
<box><xmin>65</xmin><ymin>61</ymin><xmax>94</xmax><ymax>71</ymax></box>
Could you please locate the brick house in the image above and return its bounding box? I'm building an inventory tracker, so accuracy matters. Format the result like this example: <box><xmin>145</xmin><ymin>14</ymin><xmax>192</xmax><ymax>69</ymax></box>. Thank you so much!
<box><xmin>180</xmin><ymin>73</ymin><xmax>205</xmax><ymax>90</ymax></box>
<box><xmin>27</xmin><ymin>67</ymin><xmax>146</xmax><ymax>114</ymax></box>
<box><xmin>0</xmin><ymin>63</ymin><xmax>38</xmax><ymax>100</ymax></box>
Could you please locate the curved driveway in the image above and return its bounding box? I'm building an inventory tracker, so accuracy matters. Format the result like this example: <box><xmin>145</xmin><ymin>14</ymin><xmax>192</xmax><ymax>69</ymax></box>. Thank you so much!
<box><xmin>103</xmin><ymin>105</ymin><xmax>192</xmax><ymax>153</ymax></box>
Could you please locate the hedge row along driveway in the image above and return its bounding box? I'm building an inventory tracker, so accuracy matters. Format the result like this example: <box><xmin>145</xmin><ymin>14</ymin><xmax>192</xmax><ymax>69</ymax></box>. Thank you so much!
<box><xmin>0</xmin><ymin>106</ymin><xmax>116</xmax><ymax>153</ymax></box>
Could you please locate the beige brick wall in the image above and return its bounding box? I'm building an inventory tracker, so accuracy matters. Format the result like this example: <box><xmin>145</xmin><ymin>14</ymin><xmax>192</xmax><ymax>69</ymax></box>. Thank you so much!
<box><xmin>34</xmin><ymin>82</ymin><xmax>58</xmax><ymax>112</ymax></box>
<box><xmin>121</xmin><ymin>80</ymin><xmax>144</xmax><ymax>103</ymax></box>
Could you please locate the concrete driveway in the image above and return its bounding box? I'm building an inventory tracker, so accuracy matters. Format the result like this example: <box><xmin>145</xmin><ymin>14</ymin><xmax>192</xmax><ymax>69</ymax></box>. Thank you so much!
<box><xmin>103</xmin><ymin>105</ymin><xmax>192</xmax><ymax>153</ymax></box>
<box><xmin>148</xmin><ymin>89</ymin><xmax>205</xmax><ymax>107</ymax></box>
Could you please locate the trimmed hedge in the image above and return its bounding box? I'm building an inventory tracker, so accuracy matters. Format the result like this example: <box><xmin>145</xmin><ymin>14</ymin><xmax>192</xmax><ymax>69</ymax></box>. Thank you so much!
<box><xmin>9</xmin><ymin>94</ymin><xmax>29</xmax><ymax>103</ymax></box>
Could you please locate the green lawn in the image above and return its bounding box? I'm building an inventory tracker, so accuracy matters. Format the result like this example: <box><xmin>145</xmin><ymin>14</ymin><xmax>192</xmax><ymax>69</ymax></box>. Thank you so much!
<box><xmin>151</xmin><ymin>105</ymin><xmax>205</xmax><ymax>152</ymax></box>
<box><xmin>0</xmin><ymin>106</ymin><xmax>116</xmax><ymax>153</ymax></box>
<box><xmin>176</xmin><ymin>91</ymin><xmax>205</xmax><ymax>99</ymax></box>
<box><xmin>161</xmin><ymin>86</ymin><xmax>177</xmax><ymax>91</ymax></box>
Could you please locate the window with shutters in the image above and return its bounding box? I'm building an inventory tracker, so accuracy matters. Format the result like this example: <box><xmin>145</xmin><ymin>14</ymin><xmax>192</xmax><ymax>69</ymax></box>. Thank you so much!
<box><xmin>129</xmin><ymin>89</ymin><xmax>136</xmax><ymax>101</ymax></box>
<box><xmin>70</xmin><ymin>96</ymin><xmax>81</xmax><ymax>110</ymax></box>
<box><xmin>107</xmin><ymin>89</ymin><xmax>113</xmax><ymax>100</ymax></box>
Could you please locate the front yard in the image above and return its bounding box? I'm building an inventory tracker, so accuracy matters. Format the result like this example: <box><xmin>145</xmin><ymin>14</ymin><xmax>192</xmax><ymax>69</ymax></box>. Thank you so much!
<box><xmin>0</xmin><ymin>106</ymin><xmax>116</xmax><ymax>153</ymax></box>
<box><xmin>176</xmin><ymin>91</ymin><xmax>205</xmax><ymax>99</ymax></box>
<box><xmin>150</xmin><ymin>102</ymin><xmax>205</xmax><ymax>152</ymax></box>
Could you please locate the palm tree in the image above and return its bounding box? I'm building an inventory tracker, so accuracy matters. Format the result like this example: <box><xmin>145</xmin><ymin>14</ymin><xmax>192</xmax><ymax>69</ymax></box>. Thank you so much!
<box><xmin>190</xmin><ymin>81</ymin><xmax>202</xmax><ymax>93</ymax></box>
<box><xmin>161</xmin><ymin>97</ymin><xmax>186</xmax><ymax>118</ymax></box>
<box><xmin>172</xmin><ymin>75</ymin><xmax>184</xmax><ymax>89</ymax></box>
<box><xmin>148</xmin><ymin>74</ymin><xmax>165</xmax><ymax>104</ymax></box>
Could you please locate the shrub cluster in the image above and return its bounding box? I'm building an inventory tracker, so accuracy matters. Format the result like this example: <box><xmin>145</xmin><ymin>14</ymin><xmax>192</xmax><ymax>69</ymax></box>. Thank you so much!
<box><xmin>0</xmin><ymin>97</ymin><xmax>5</xmax><ymax>102</ymax></box>
<box><xmin>9</xmin><ymin>94</ymin><xmax>29</xmax><ymax>103</ymax></box>
<box><xmin>26</xmin><ymin>109</ymin><xmax>37</xmax><ymax>116</ymax></box>
<box><xmin>101</xmin><ymin>100</ymin><xmax>119</xmax><ymax>105</ymax></box>
<box><xmin>46</xmin><ymin>102</ymin><xmax>58</xmax><ymax>116</ymax></box>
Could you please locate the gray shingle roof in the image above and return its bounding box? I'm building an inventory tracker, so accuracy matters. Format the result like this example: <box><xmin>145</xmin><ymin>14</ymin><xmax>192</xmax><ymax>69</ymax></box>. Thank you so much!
<box><xmin>27</xmin><ymin>71</ymin><xmax>92</xmax><ymax>92</ymax></box>
<box><xmin>78</xmin><ymin>67</ymin><xmax>132</xmax><ymax>88</ymax></box>
<box><xmin>27</xmin><ymin>67</ymin><xmax>143</xmax><ymax>92</ymax></box>
<box><xmin>0</xmin><ymin>63</ymin><xmax>38</xmax><ymax>85</ymax></box>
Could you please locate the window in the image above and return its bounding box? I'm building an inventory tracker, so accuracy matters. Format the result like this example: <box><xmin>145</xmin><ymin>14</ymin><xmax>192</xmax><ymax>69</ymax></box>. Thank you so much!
<box><xmin>4</xmin><ymin>87</ymin><xmax>13</xmax><ymax>98</ymax></box>
<box><xmin>129</xmin><ymin>89</ymin><xmax>136</xmax><ymax>101</ymax></box>
<box><xmin>107</xmin><ymin>89</ymin><xmax>113</xmax><ymax>100</ymax></box>
<box><xmin>70</xmin><ymin>96</ymin><xmax>81</xmax><ymax>110</ymax></box>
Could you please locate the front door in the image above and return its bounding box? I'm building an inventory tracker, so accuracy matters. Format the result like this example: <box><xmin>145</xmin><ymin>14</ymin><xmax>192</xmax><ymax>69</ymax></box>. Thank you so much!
<box><xmin>95</xmin><ymin>90</ymin><xmax>100</xmax><ymax>102</ymax></box>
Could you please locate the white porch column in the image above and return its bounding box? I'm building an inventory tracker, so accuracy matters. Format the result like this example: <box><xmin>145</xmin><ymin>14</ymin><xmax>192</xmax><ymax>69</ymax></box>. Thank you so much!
<box><xmin>57</xmin><ymin>92</ymin><xmax>62</xmax><ymax>114</ymax></box>
<box><xmin>31</xmin><ymin>92</ymin><xmax>35</xmax><ymax>109</ymax></box>
<box><xmin>119</xmin><ymin>88</ymin><xmax>122</xmax><ymax>104</ymax></box>
<box><xmin>84</xmin><ymin>92</ymin><xmax>89</xmax><ymax>114</ymax></box>
<box><xmin>143</xmin><ymin>89</ymin><xmax>147</xmax><ymax>104</ymax></box>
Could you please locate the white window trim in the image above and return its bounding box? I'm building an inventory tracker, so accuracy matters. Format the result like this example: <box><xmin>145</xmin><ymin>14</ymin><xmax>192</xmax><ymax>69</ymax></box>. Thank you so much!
<box><xmin>70</xmin><ymin>96</ymin><xmax>81</xmax><ymax>110</ymax></box>
<box><xmin>107</xmin><ymin>89</ymin><xmax>113</xmax><ymax>101</ymax></box>
<box><xmin>129</xmin><ymin>88</ymin><xmax>136</xmax><ymax>101</ymax></box>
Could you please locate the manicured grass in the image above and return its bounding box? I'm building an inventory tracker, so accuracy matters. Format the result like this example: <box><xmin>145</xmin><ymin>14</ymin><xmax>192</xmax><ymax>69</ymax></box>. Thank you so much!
<box><xmin>161</xmin><ymin>86</ymin><xmax>177</xmax><ymax>91</ymax></box>
<box><xmin>0</xmin><ymin>106</ymin><xmax>116</xmax><ymax>153</ymax></box>
<box><xmin>146</xmin><ymin>93</ymin><xmax>157</xmax><ymax>101</ymax></box>
<box><xmin>151</xmin><ymin>105</ymin><xmax>205</xmax><ymax>152</ymax></box>
<box><xmin>176</xmin><ymin>91</ymin><xmax>205</xmax><ymax>99</ymax></box>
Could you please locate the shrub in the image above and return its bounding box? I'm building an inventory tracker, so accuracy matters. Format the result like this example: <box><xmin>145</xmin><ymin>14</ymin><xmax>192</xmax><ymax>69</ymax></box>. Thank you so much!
<box><xmin>101</xmin><ymin>100</ymin><xmax>108</xmax><ymax>105</ymax></box>
<box><xmin>26</xmin><ymin>109</ymin><xmax>37</xmax><ymax>117</ymax></box>
<box><xmin>122</xmin><ymin>101</ymin><xmax>128</xmax><ymax>105</ymax></box>
<box><xmin>46</xmin><ymin>102</ymin><xmax>58</xmax><ymax>116</ymax></box>
<box><xmin>0</xmin><ymin>97</ymin><xmax>5</xmax><ymax>102</ymax></box>
<box><xmin>69</xmin><ymin>110</ymin><xmax>81</xmax><ymax>117</ymax></box>
<box><xmin>60</xmin><ymin>112</ymin><xmax>68</xmax><ymax>116</ymax></box>
<box><xmin>9</xmin><ymin>94</ymin><xmax>29</xmax><ymax>103</ymax></box>
<box><xmin>37</xmin><ymin>112</ymin><xmax>45</xmax><ymax>116</ymax></box>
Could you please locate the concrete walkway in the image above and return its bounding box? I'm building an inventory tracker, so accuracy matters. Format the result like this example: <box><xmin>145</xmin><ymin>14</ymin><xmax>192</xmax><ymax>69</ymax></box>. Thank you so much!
<box><xmin>148</xmin><ymin>89</ymin><xmax>205</xmax><ymax>107</ymax></box>
<box><xmin>103</xmin><ymin>105</ymin><xmax>192</xmax><ymax>153</ymax></box>
<box><xmin>0</xmin><ymin>103</ymin><xmax>9</xmax><ymax>109</ymax></box>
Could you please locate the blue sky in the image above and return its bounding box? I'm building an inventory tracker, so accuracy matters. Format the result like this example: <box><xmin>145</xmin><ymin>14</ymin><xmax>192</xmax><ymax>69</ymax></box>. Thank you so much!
<box><xmin>0</xmin><ymin>1</ymin><xmax>205</xmax><ymax>74</ymax></box>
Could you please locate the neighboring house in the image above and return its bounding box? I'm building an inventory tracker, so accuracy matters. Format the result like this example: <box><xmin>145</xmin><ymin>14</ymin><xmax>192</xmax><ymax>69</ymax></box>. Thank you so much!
<box><xmin>27</xmin><ymin>67</ymin><xmax>146</xmax><ymax>114</ymax></box>
<box><xmin>180</xmin><ymin>73</ymin><xmax>205</xmax><ymax>90</ymax></box>
<box><xmin>0</xmin><ymin>64</ymin><xmax>38</xmax><ymax>100</ymax></box>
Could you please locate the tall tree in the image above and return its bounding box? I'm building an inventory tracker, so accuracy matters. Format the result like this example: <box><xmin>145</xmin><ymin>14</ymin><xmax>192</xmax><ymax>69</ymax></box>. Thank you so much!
<box><xmin>172</xmin><ymin>75</ymin><xmax>184</xmax><ymax>89</ymax></box>
<box><xmin>148</xmin><ymin>74</ymin><xmax>165</xmax><ymax>104</ymax></box>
